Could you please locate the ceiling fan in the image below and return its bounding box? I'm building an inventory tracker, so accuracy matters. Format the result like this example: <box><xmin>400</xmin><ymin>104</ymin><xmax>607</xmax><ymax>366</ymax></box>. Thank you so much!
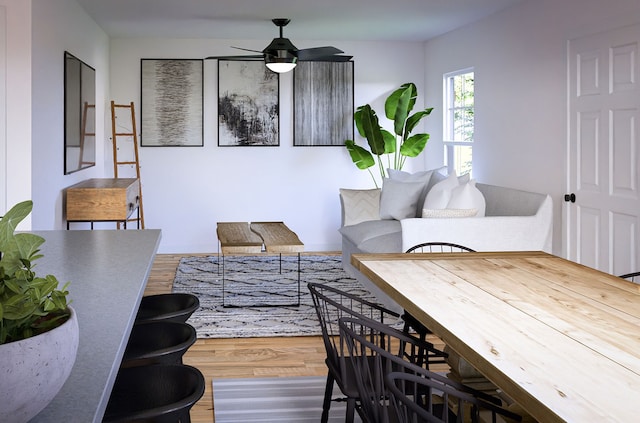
<box><xmin>206</xmin><ymin>18</ymin><xmax>352</xmax><ymax>73</ymax></box>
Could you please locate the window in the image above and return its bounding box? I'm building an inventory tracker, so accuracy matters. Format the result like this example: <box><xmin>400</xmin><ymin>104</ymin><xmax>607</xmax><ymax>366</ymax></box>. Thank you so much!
<box><xmin>444</xmin><ymin>69</ymin><xmax>474</xmax><ymax>176</ymax></box>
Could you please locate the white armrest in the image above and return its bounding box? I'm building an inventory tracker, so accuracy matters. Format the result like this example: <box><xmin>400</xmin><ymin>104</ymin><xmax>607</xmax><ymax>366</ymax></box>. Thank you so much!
<box><xmin>401</xmin><ymin>195</ymin><xmax>553</xmax><ymax>253</ymax></box>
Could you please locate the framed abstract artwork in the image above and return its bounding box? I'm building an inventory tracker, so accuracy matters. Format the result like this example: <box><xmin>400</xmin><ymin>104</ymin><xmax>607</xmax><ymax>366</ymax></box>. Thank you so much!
<box><xmin>293</xmin><ymin>61</ymin><xmax>354</xmax><ymax>146</ymax></box>
<box><xmin>218</xmin><ymin>60</ymin><xmax>279</xmax><ymax>146</ymax></box>
<box><xmin>140</xmin><ymin>59</ymin><xmax>203</xmax><ymax>147</ymax></box>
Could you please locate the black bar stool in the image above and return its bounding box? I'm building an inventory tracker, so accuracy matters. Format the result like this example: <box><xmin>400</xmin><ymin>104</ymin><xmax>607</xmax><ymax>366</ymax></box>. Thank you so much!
<box><xmin>136</xmin><ymin>293</ymin><xmax>199</xmax><ymax>323</ymax></box>
<box><xmin>104</xmin><ymin>364</ymin><xmax>205</xmax><ymax>423</ymax></box>
<box><xmin>121</xmin><ymin>321</ymin><xmax>197</xmax><ymax>369</ymax></box>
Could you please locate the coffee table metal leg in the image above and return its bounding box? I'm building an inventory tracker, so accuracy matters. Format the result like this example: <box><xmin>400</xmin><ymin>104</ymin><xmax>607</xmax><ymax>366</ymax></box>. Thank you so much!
<box><xmin>222</xmin><ymin>253</ymin><xmax>226</xmax><ymax>307</ymax></box>
<box><xmin>297</xmin><ymin>252</ymin><xmax>301</xmax><ymax>306</ymax></box>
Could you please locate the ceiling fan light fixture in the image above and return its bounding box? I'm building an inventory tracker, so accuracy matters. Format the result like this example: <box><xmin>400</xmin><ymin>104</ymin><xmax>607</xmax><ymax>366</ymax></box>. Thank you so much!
<box><xmin>265</xmin><ymin>53</ymin><xmax>297</xmax><ymax>73</ymax></box>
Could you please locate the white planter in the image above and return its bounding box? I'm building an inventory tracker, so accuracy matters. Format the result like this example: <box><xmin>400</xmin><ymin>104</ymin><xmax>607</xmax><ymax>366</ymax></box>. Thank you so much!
<box><xmin>0</xmin><ymin>307</ymin><xmax>79</xmax><ymax>423</ymax></box>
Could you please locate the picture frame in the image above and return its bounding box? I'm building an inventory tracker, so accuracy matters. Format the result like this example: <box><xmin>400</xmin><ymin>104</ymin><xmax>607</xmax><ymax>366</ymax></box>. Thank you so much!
<box><xmin>64</xmin><ymin>51</ymin><xmax>96</xmax><ymax>174</ymax></box>
<box><xmin>293</xmin><ymin>61</ymin><xmax>354</xmax><ymax>146</ymax></box>
<box><xmin>218</xmin><ymin>60</ymin><xmax>279</xmax><ymax>147</ymax></box>
<box><xmin>140</xmin><ymin>59</ymin><xmax>203</xmax><ymax>147</ymax></box>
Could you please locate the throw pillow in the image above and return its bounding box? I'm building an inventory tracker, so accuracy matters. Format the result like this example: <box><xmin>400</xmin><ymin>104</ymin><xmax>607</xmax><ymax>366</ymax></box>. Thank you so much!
<box><xmin>388</xmin><ymin>168</ymin><xmax>436</xmax><ymax>216</ymax></box>
<box><xmin>379</xmin><ymin>178</ymin><xmax>425</xmax><ymax>220</ymax></box>
<box><xmin>422</xmin><ymin>208</ymin><xmax>478</xmax><ymax>218</ymax></box>
<box><xmin>423</xmin><ymin>172</ymin><xmax>460</xmax><ymax>210</ymax></box>
<box><xmin>339</xmin><ymin>188</ymin><xmax>381</xmax><ymax>226</ymax></box>
<box><xmin>425</xmin><ymin>166</ymin><xmax>449</xmax><ymax>192</ymax></box>
<box><xmin>447</xmin><ymin>180</ymin><xmax>486</xmax><ymax>217</ymax></box>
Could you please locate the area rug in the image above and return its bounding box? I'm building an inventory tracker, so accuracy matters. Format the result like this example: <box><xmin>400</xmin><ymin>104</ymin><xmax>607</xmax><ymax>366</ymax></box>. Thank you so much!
<box><xmin>212</xmin><ymin>376</ymin><xmax>362</xmax><ymax>422</ymax></box>
<box><xmin>172</xmin><ymin>254</ymin><xmax>386</xmax><ymax>338</ymax></box>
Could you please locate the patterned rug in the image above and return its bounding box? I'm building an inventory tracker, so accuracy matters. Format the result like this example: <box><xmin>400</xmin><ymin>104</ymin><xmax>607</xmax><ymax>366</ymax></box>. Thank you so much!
<box><xmin>172</xmin><ymin>254</ymin><xmax>381</xmax><ymax>338</ymax></box>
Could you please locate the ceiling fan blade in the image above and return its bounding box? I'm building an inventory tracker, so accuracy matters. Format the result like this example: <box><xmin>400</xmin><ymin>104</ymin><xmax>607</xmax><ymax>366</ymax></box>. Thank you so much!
<box><xmin>298</xmin><ymin>55</ymin><xmax>353</xmax><ymax>62</ymax></box>
<box><xmin>205</xmin><ymin>55</ymin><xmax>263</xmax><ymax>60</ymax></box>
<box><xmin>295</xmin><ymin>46</ymin><xmax>344</xmax><ymax>61</ymax></box>
<box><xmin>231</xmin><ymin>46</ymin><xmax>264</xmax><ymax>54</ymax></box>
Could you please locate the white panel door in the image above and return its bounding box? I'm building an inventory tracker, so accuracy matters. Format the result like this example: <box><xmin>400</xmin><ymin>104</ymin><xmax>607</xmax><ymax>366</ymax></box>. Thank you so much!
<box><xmin>567</xmin><ymin>23</ymin><xmax>640</xmax><ymax>275</ymax></box>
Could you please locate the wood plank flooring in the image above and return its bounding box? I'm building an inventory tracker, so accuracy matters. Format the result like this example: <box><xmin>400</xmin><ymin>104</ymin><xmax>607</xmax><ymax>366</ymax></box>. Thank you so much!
<box><xmin>145</xmin><ymin>253</ymin><xmax>446</xmax><ymax>423</ymax></box>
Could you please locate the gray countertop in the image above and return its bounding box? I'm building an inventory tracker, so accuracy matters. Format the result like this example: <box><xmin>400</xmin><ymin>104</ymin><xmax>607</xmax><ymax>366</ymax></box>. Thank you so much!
<box><xmin>28</xmin><ymin>229</ymin><xmax>162</xmax><ymax>423</ymax></box>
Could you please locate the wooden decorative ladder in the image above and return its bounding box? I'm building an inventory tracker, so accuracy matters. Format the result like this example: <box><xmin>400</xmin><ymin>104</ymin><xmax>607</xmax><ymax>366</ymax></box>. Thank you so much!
<box><xmin>110</xmin><ymin>101</ymin><xmax>145</xmax><ymax>229</ymax></box>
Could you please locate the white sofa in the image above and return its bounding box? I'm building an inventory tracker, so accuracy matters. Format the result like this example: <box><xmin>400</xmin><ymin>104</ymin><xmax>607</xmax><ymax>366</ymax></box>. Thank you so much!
<box><xmin>339</xmin><ymin>179</ymin><xmax>553</xmax><ymax>309</ymax></box>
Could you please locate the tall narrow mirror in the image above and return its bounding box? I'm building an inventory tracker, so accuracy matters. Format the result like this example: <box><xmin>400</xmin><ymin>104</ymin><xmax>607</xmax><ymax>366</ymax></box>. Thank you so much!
<box><xmin>64</xmin><ymin>51</ymin><xmax>95</xmax><ymax>174</ymax></box>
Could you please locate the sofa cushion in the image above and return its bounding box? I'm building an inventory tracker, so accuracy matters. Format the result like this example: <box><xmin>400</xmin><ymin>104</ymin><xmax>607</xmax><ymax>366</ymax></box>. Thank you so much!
<box><xmin>339</xmin><ymin>188</ymin><xmax>381</xmax><ymax>226</ymax></box>
<box><xmin>339</xmin><ymin>220</ymin><xmax>401</xmax><ymax>250</ymax></box>
<box><xmin>379</xmin><ymin>178</ymin><xmax>424</xmax><ymax>220</ymax></box>
<box><xmin>422</xmin><ymin>208</ymin><xmax>478</xmax><ymax>218</ymax></box>
<box><xmin>447</xmin><ymin>180</ymin><xmax>486</xmax><ymax>217</ymax></box>
<box><xmin>423</xmin><ymin>172</ymin><xmax>460</xmax><ymax>210</ymax></box>
<box><xmin>476</xmin><ymin>183</ymin><xmax>546</xmax><ymax>216</ymax></box>
<box><xmin>357</xmin><ymin>230</ymin><xmax>403</xmax><ymax>253</ymax></box>
<box><xmin>388</xmin><ymin>168</ymin><xmax>437</xmax><ymax>216</ymax></box>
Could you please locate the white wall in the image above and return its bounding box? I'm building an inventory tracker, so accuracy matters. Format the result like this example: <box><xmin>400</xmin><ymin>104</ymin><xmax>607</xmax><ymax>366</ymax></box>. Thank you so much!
<box><xmin>0</xmin><ymin>0</ymin><xmax>32</xmax><ymax>227</ymax></box>
<box><xmin>109</xmin><ymin>39</ymin><xmax>427</xmax><ymax>253</ymax></box>
<box><xmin>30</xmin><ymin>0</ymin><xmax>109</xmax><ymax>229</ymax></box>
<box><xmin>423</xmin><ymin>0</ymin><xmax>640</xmax><ymax>255</ymax></box>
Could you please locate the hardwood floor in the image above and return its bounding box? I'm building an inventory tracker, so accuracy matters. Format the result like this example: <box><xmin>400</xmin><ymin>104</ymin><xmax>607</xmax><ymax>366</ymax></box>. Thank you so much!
<box><xmin>145</xmin><ymin>253</ymin><xmax>447</xmax><ymax>423</ymax></box>
<box><xmin>144</xmin><ymin>254</ymin><xmax>328</xmax><ymax>423</ymax></box>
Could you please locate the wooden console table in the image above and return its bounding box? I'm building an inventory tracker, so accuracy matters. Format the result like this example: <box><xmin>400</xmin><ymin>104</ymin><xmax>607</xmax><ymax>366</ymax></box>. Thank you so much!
<box><xmin>65</xmin><ymin>178</ymin><xmax>140</xmax><ymax>229</ymax></box>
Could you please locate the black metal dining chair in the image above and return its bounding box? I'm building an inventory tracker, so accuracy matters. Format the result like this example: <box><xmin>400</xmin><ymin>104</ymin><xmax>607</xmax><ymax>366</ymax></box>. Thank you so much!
<box><xmin>308</xmin><ymin>282</ymin><xmax>448</xmax><ymax>423</ymax></box>
<box><xmin>385</xmin><ymin>370</ymin><xmax>522</xmax><ymax>423</ymax></box>
<box><xmin>619</xmin><ymin>271</ymin><xmax>640</xmax><ymax>283</ymax></box>
<box><xmin>339</xmin><ymin>316</ymin><xmax>521</xmax><ymax>423</ymax></box>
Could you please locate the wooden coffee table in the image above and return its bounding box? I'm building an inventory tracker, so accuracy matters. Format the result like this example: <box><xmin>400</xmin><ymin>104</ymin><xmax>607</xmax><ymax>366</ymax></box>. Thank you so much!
<box><xmin>216</xmin><ymin>222</ymin><xmax>304</xmax><ymax>307</ymax></box>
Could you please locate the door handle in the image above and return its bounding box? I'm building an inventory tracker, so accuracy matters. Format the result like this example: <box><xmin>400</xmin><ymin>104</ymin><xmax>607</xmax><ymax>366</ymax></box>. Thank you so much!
<box><xmin>564</xmin><ymin>193</ymin><xmax>576</xmax><ymax>203</ymax></box>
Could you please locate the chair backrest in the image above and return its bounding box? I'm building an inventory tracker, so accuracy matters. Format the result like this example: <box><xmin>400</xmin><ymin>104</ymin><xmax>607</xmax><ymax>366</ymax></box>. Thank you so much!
<box><xmin>385</xmin><ymin>370</ymin><xmax>522</xmax><ymax>423</ymax></box>
<box><xmin>405</xmin><ymin>242</ymin><xmax>476</xmax><ymax>254</ymax></box>
<box><xmin>122</xmin><ymin>321</ymin><xmax>197</xmax><ymax>368</ymax></box>
<box><xmin>307</xmin><ymin>283</ymin><xmax>402</xmax><ymax>392</ymax></box>
<box><xmin>136</xmin><ymin>293</ymin><xmax>200</xmax><ymax>323</ymax></box>
<box><xmin>402</xmin><ymin>242</ymin><xmax>475</xmax><ymax>339</ymax></box>
<box><xmin>338</xmin><ymin>317</ymin><xmax>456</xmax><ymax>423</ymax></box>
<box><xmin>619</xmin><ymin>271</ymin><xmax>640</xmax><ymax>284</ymax></box>
<box><xmin>104</xmin><ymin>364</ymin><xmax>205</xmax><ymax>423</ymax></box>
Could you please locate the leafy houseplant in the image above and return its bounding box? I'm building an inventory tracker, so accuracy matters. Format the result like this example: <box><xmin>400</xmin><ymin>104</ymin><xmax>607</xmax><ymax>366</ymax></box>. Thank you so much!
<box><xmin>345</xmin><ymin>82</ymin><xmax>433</xmax><ymax>187</ymax></box>
<box><xmin>0</xmin><ymin>200</ymin><xmax>70</xmax><ymax>344</ymax></box>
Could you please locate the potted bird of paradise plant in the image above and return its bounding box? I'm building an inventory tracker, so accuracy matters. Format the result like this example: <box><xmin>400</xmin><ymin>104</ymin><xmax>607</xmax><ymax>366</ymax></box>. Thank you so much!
<box><xmin>345</xmin><ymin>82</ymin><xmax>433</xmax><ymax>187</ymax></box>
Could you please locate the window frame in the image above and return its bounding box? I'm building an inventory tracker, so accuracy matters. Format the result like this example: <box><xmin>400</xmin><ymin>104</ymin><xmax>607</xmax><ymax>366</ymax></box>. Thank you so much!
<box><xmin>443</xmin><ymin>68</ymin><xmax>474</xmax><ymax>176</ymax></box>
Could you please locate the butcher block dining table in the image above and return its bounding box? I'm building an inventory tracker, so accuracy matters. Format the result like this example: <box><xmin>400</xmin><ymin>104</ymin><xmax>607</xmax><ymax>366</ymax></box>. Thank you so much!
<box><xmin>352</xmin><ymin>251</ymin><xmax>640</xmax><ymax>423</ymax></box>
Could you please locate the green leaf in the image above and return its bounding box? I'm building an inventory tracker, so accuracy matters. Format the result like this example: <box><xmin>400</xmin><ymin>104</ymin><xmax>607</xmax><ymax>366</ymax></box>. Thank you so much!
<box><xmin>0</xmin><ymin>233</ymin><xmax>44</xmax><ymax>276</ymax></box>
<box><xmin>385</xmin><ymin>83</ymin><xmax>417</xmax><ymax>136</ymax></box>
<box><xmin>381</xmin><ymin>130</ymin><xmax>396</xmax><ymax>154</ymax></box>
<box><xmin>356</xmin><ymin>105</ymin><xmax>386</xmax><ymax>155</ymax></box>
<box><xmin>399</xmin><ymin>133</ymin><xmax>430</xmax><ymax>157</ymax></box>
<box><xmin>404</xmin><ymin>108</ymin><xmax>434</xmax><ymax>139</ymax></box>
<box><xmin>0</xmin><ymin>201</ymin><xmax>33</xmax><ymax>242</ymax></box>
<box><xmin>345</xmin><ymin>140</ymin><xmax>375</xmax><ymax>169</ymax></box>
<box><xmin>354</xmin><ymin>107</ymin><xmax>366</xmax><ymax>138</ymax></box>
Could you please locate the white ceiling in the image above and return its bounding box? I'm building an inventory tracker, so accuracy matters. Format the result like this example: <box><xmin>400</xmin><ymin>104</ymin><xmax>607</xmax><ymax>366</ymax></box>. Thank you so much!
<box><xmin>74</xmin><ymin>0</ymin><xmax>523</xmax><ymax>42</ymax></box>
